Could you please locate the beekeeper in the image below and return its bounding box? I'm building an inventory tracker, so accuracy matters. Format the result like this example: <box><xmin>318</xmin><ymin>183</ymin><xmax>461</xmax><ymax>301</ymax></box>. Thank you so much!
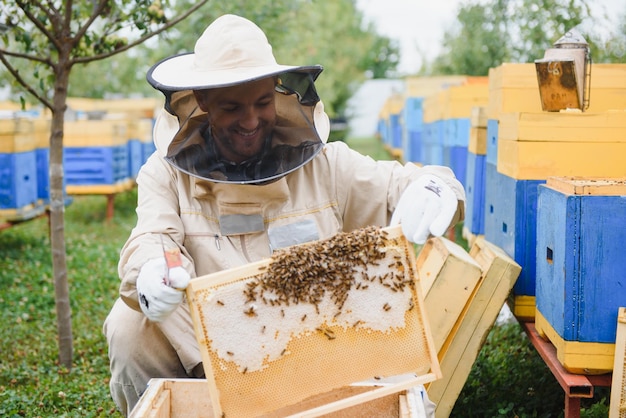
<box><xmin>103</xmin><ymin>14</ymin><xmax>465</xmax><ymax>416</ymax></box>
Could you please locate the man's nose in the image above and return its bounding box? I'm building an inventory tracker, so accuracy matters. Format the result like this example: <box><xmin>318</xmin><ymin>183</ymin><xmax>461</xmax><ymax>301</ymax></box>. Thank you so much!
<box><xmin>239</xmin><ymin>107</ymin><xmax>259</xmax><ymax>130</ymax></box>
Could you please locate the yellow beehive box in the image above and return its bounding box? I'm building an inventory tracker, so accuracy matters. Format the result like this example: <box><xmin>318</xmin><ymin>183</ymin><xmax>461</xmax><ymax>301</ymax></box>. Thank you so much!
<box><xmin>470</xmin><ymin>106</ymin><xmax>488</xmax><ymax>128</ymax></box>
<box><xmin>63</xmin><ymin>119</ymin><xmax>127</xmax><ymax>147</ymax></box>
<box><xmin>422</xmin><ymin>90</ymin><xmax>446</xmax><ymax>124</ymax></box>
<box><xmin>33</xmin><ymin>118</ymin><xmax>51</xmax><ymax>149</ymax></box>
<box><xmin>0</xmin><ymin>118</ymin><xmax>36</xmax><ymax>153</ymax></box>
<box><xmin>127</xmin><ymin>118</ymin><xmax>153</xmax><ymax>142</ymax></box>
<box><xmin>498</xmin><ymin>140</ymin><xmax>626</xmax><ymax>180</ymax></box>
<box><xmin>487</xmin><ymin>63</ymin><xmax>626</xmax><ymax>120</ymax></box>
<box><xmin>441</xmin><ymin>80</ymin><xmax>489</xmax><ymax>119</ymax></box>
<box><xmin>186</xmin><ymin>225</ymin><xmax>440</xmax><ymax>418</ymax></box>
<box><xmin>66</xmin><ymin>97</ymin><xmax>161</xmax><ymax>118</ymax></box>
<box><xmin>507</xmin><ymin>295</ymin><xmax>536</xmax><ymax>322</ymax></box>
<box><xmin>468</xmin><ymin>127</ymin><xmax>487</xmax><ymax>155</ymax></box>
<box><xmin>427</xmin><ymin>237</ymin><xmax>521</xmax><ymax>417</ymax></box>
<box><xmin>487</xmin><ymin>63</ymin><xmax>542</xmax><ymax>119</ymax></box>
<box><xmin>416</xmin><ymin>237</ymin><xmax>483</xmax><ymax>353</ymax></box>
<box><xmin>535</xmin><ymin>310</ymin><xmax>615</xmax><ymax>374</ymax></box>
<box><xmin>499</xmin><ymin>110</ymin><xmax>626</xmax><ymax>142</ymax></box>
<box><xmin>497</xmin><ymin>109</ymin><xmax>626</xmax><ymax>180</ymax></box>
<box><xmin>405</xmin><ymin>76</ymin><xmax>468</xmax><ymax>99</ymax></box>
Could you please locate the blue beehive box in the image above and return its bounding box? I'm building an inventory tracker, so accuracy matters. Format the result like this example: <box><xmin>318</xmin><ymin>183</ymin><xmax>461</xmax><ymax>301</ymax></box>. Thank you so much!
<box><xmin>443</xmin><ymin>146</ymin><xmax>468</xmax><ymax>188</ymax></box>
<box><xmin>127</xmin><ymin>139</ymin><xmax>143</xmax><ymax>180</ymax></box>
<box><xmin>403</xmin><ymin>97</ymin><xmax>424</xmax><ymax>163</ymax></box>
<box><xmin>536</xmin><ymin>177</ymin><xmax>626</xmax><ymax>344</ymax></box>
<box><xmin>464</xmin><ymin>152</ymin><xmax>486</xmax><ymax>235</ymax></box>
<box><xmin>0</xmin><ymin>118</ymin><xmax>39</xmax><ymax>216</ymax></box>
<box><xmin>484</xmin><ymin>162</ymin><xmax>544</xmax><ymax>319</ymax></box>
<box><xmin>422</xmin><ymin>121</ymin><xmax>444</xmax><ymax>166</ymax></box>
<box><xmin>486</xmin><ymin>119</ymin><xmax>498</xmax><ymax>166</ymax></box>
<box><xmin>0</xmin><ymin>152</ymin><xmax>38</xmax><ymax>210</ymax></box>
<box><xmin>65</xmin><ymin>145</ymin><xmax>129</xmax><ymax>186</ymax></box>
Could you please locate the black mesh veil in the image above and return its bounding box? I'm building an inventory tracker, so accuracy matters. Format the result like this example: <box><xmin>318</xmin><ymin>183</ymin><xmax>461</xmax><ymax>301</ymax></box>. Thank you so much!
<box><xmin>148</xmin><ymin>64</ymin><xmax>327</xmax><ymax>184</ymax></box>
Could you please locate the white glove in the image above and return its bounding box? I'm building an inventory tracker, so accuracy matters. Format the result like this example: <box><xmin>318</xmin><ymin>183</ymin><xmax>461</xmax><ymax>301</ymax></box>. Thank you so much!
<box><xmin>136</xmin><ymin>257</ymin><xmax>190</xmax><ymax>322</ymax></box>
<box><xmin>391</xmin><ymin>174</ymin><xmax>458</xmax><ymax>244</ymax></box>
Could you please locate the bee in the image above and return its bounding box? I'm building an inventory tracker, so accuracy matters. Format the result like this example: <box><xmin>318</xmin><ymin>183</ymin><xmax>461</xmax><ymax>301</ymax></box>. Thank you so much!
<box><xmin>244</xmin><ymin>306</ymin><xmax>257</xmax><ymax>317</ymax></box>
<box><xmin>216</xmin><ymin>300</ymin><xmax>224</xmax><ymax>306</ymax></box>
<box><xmin>383</xmin><ymin>302</ymin><xmax>391</xmax><ymax>312</ymax></box>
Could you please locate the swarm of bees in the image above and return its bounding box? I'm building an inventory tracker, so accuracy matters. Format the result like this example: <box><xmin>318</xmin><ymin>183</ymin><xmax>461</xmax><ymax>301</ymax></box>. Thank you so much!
<box><xmin>242</xmin><ymin>226</ymin><xmax>412</xmax><ymax>315</ymax></box>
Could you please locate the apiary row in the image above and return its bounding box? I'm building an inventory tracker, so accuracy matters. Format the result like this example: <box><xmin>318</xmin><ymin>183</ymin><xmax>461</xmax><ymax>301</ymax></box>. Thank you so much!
<box><xmin>378</xmin><ymin>63</ymin><xmax>626</xmax><ymax>375</ymax></box>
<box><xmin>0</xmin><ymin>98</ymin><xmax>159</xmax><ymax>224</ymax></box>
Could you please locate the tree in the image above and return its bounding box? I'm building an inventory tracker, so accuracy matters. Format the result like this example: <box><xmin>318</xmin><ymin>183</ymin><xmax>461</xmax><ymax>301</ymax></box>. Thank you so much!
<box><xmin>0</xmin><ymin>0</ymin><xmax>210</xmax><ymax>370</ymax></box>
<box><xmin>47</xmin><ymin>0</ymin><xmax>400</xmax><ymax>118</ymax></box>
<box><xmin>426</xmin><ymin>0</ymin><xmax>600</xmax><ymax>76</ymax></box>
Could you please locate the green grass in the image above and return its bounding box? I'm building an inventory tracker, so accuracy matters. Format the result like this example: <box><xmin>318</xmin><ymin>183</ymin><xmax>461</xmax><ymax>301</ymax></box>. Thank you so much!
<box><xmin>0</xmin><ymin>193</ymin><xmax>136</xmax><ymax>417</ymax></box>
<box><xmin>0</xmin><ymin>136</ymin><xmax>610</xmax><ymax>417</ymax></box>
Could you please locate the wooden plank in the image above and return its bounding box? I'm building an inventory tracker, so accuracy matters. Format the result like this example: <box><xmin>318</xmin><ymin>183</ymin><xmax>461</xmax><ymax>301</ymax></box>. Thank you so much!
<box><xmin>609</xmin><ymin>307</ymin><xmax>626</xmax><ymax>418</ymax></box>
<box><xmin>497</xmin><ymin>140</ymin><xmax>626</xmax><ymax>180</ymax></box>
<box><xmin>426</xmin><ymin>238</ymin><xmax>521</xmax><ymax>417</ymax></box>
<box><xmin>148</xmin><ymin>389</ymin><xmax>171</xmax><ymax>418</ymax></box>
<box><xmin>416</xmin><ymin>237</ymin><xmax>483</xmax><ymax>352</ymax></box>
<box><xmin>499</xmin><ymin>111</ymin><xmax>626</xmax><ymax>142</ymax></box>
<box><xmin>545</xmin><ymin>176</ymin><xmax>626</xmax><ymax>196</ymax></box>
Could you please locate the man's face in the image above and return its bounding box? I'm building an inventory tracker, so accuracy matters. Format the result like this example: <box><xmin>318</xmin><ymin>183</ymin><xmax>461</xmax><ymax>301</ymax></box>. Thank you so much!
<box><xmin>194</xmin><ymin>78</ymin><xmax>277</xmax><ymax>164</ymax></box>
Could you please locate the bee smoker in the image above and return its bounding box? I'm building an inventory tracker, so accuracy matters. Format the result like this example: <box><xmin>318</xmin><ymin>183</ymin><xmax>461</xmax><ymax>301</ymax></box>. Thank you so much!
<box><xmin>535</xmin><ymin>28</ymin><xmax>592</xmax><ymax>112</ymax></box>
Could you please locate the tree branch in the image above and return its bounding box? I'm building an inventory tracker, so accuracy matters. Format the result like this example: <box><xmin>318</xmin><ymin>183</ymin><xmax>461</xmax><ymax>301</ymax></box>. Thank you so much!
<box><xmin>0</xmin><ymin>47</ymin><xmax>52</xmax><ymax>65</ymax></box>
<box><xmin>0</xmin><ymin>51</ymin><xmax>53</xmax><ymax>110</ymax></box>
<box><xmin>72</xmin><ymin>0</ymin><xmax>211</xmax><ymax>64</ymax></box>
<box><xmin>72</xmin><ymin>0</ymin><xmax>110</xmax><ymax>45</ymax></box>
<box><xmin>15</xmin><ymin>0</ymin><xmax>60</xmax><ymax>50</ymax></box>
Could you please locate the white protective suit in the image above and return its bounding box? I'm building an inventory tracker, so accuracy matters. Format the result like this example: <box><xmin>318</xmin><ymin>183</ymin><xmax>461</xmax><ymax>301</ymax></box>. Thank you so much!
<box><xmin>103</xmin><ymin>108</ymin><xmax>465</xmax><ymax>415</ymax></box>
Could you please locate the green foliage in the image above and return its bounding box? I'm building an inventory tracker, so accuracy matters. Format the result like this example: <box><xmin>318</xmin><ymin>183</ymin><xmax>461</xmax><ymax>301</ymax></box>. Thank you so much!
<box><xmin>11</xmin><ymin>1</ymin><xmax>399</xmax><ymax>117</ymax></box>
<box><xmin>425</xmin><ymin>0</ymin><xmax>625</xmax><ymax>76</ymax></box>
<box><xmin>451</xmin><ymin>321</ymin><xmax>610</xmax><ymax>417</ymax></box>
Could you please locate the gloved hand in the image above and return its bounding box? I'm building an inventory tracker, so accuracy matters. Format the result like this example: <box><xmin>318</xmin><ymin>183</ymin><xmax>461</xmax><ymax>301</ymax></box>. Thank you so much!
<box><xmin>136</xmin><ymin>257</ymin><xmax>190</xmax><ymax>322</ymax></box>
<box><xmin>391</xmin><ymin>174</ymin><xmax>458</xmax><ymax>244</ymax></box>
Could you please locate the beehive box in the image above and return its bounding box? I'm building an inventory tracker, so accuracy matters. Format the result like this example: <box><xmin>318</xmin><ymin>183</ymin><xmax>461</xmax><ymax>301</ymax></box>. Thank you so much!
<box><xmin>127</xmin><ymin>118</ymin><xmax>154</xmax><ymax>179</ymax></box>
<box><xmin>464</xmin><ymin>152</ymin><xmax>486</xmax><ymax>235</ymax></box>
<box><xmin>421</xmin><ymin>120</ymin><xmax>444</xmax><ymax>166</ymax></box>
<box><xmin>131</xmin><ymin>378</ymin><xmax>426</xmax><ymax>418</ymax></box>
<box><xmin>64</xmin><ymin>118</ymin><xmax>132</xmax><ymax>194</ymax></box>
<box><xmin>33</xmin><ymin>118</ymin><xmax>51</xmax><ymax>202</ymax></box>
<box><xmin>535</xmin><ymin>177</ymin><xmax>626</xmax><ymax>374</ymax></box>
<box><xmin>497</xmin><ymin>110</ymin><xmax>626</xmax><ymax>180</ymax></box>
<box><xmin>486</xmin><ymin>63</ymin><xmax>626</xmax><ymax>120</ymax></box>
<box><xmin>484</xmin><ymin>162</ymin><xmax>543</xmax><ymax>321</ymax></box>
<box><xmin>0</xmin><ymin>118</ymin><xmax>39</xmax><ymax>214</ymax></box>
<box><xmin>186</xmin><ymin>225</ymin><xmax>440</xmax><ymax>418</ymax></box>
<box><xmin>416</xmin><ymin>237</ymin><xmax>483</xmax><ymax>353</ymax></box>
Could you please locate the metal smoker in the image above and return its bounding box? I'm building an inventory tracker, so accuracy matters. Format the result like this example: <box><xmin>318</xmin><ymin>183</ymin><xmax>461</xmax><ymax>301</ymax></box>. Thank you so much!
<box><xmin>535</xmin><ymin>28</ymin><xmax>591</xmax><ymax>112</ymax></box>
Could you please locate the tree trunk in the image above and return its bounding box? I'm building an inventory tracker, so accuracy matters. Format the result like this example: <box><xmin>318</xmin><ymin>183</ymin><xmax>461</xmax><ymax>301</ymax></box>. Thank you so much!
<box><xmin>50</xmin><ymin>71</ymin><xmax>73</xmax><ymax>370</ymax></box>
